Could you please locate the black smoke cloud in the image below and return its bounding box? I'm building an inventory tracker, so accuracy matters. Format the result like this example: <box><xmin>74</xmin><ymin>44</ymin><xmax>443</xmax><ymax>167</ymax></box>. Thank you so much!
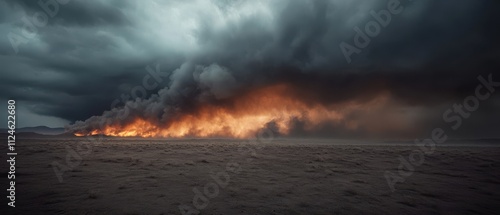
<box><xmin>0</xmin><ymin>0</ymin><xmax>499</xmax><ymax>137</ymax></box>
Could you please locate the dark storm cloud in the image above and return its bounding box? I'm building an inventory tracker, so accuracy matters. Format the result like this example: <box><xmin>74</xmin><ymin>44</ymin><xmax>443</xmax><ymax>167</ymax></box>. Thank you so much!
<box><xmin>4</xmin><ymin>0</ymin><xmax>131</xmax><ymax>27</ymax></box>
<box><xmin>1</xmin><ymin>0</ymin><xmax>499</xmax><ymax>137</ymax></box>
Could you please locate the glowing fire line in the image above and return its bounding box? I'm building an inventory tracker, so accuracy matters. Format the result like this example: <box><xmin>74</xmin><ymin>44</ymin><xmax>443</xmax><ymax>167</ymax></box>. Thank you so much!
<box><xmin>74</xmin><ymin>84</ymin><xmax>389</xmax><ymax>138</ymax></box>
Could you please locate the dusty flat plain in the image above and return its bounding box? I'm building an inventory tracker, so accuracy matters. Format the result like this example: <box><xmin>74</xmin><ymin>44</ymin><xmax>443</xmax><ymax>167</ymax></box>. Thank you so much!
<box><xmin>1</xmin><ymin>137</ymin><xmax>499</xmax><ymax>215</ymax></box>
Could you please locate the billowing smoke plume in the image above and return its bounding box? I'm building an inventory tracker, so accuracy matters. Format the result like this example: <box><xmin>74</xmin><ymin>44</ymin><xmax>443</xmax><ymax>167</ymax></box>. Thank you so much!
<box><xmin>29</xmin><ymin>0</ymin><xmax>496</xmax><ymax>138</ymax></box>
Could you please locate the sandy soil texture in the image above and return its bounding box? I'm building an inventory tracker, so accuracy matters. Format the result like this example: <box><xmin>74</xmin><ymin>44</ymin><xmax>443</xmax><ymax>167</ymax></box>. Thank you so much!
<box><xmin>1</xmin><ymin>138</ymin><xmax>499</xmax><ymax>214</ymax></box>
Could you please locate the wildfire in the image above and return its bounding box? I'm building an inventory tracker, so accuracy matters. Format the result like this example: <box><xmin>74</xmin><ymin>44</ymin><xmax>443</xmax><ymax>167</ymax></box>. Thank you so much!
<box><xmin>74</xmin><ymin>84</ymin><xmax>390</xmax><ymax>138</ymax></box>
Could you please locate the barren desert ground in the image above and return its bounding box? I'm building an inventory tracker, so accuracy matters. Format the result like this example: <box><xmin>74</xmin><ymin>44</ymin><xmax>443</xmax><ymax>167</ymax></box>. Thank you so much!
<box><xmin>2</xmin><ymin>137</ymin><xmax>499</xmax><ymax>214</ymax></box>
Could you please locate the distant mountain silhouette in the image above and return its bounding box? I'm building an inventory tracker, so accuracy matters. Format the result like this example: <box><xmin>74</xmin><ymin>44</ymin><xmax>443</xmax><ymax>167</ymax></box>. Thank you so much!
<box><xmin>0</xmin><ymin>126</ymin><xmax>65</xmax><ymax>135</ymax></box>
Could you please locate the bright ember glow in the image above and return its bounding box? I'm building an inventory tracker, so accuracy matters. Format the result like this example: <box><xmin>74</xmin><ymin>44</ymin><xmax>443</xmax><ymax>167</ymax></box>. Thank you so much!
<box><xmin>74</xmin><ymin>84</ymin><xmax>391</xmax><ymax>138</ymax></box>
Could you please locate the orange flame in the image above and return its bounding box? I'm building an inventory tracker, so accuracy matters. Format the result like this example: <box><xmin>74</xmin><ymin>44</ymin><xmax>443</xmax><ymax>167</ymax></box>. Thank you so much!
<box><xmin>74</xmin><ymin>84</ymin><xmax>391</xmax><ymax>138</ymax></box>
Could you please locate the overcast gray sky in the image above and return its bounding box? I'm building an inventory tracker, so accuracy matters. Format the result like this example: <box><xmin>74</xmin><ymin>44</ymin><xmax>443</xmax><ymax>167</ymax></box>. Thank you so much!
<box><xmin>0</xmin><ymin>0</ymin><xmax>499</xmax><ymax>138</ymax></box>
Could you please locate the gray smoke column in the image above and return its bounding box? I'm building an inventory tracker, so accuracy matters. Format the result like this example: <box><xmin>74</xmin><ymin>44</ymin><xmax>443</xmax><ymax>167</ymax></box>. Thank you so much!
<box><xmin>56</xmin><ymin>0</ymin><xmax>500</xmax><ymax>138</ymax></box>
